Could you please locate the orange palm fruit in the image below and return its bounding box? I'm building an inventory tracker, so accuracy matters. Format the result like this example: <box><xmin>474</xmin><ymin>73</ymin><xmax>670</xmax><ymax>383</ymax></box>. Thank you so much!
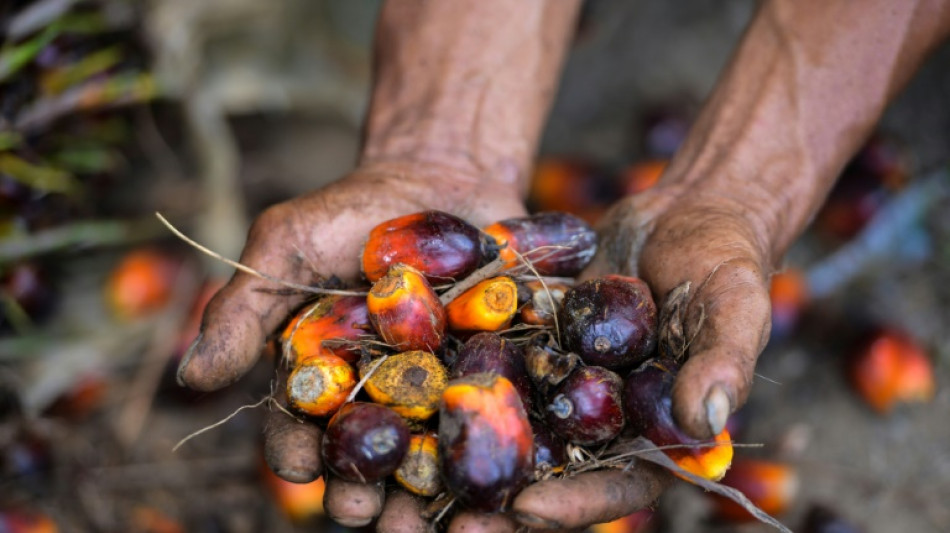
<box><xmin>394</xmin><ymin>433</ymin><xmax>443</xmax><ymax>497</ymax></box>
<box><xmin>362</xmin><ymin>350</ymin><xmax>448</xmax><ymax>422</ymax></box>
<box><xmin>286</xmin><ymin>355</ymin><xmax>356</xmax><ymax>417</ymax></box>
<box><xmin>367</xmin><ymin>265</ymin><xmax>446</xmax><ymax>352</ymax></box>
<box><xmin>591</xmin><ymin>509</ymin><xmax>654</xmax><ymax>533</ymax></box>
<box><xmin>712</xmin><ymin>459</ymin><xmax>799</xmax><ymax>522</ymax></box>
<box><xmin>622</xmin><ymin>159</ymin><xmax>667</xmax><ymax>195</ymax></box>
<box><xmin>850</xmin><ymin>330</ymin><xmax>935</xmax><ymax>414</ymax></box>
<box><xmin>361</xmin><ymin>210</ymin><xmax>488</xmax><ymax>283</ymax></box>
<box><xmin>518</xmin><ymin>280</ymin><xmax>570</xmax><ymax>326</ymax></box>
<box><xmin>482</xmin><ymin>212</ymin><xmax>597</xmax><ymax>276</ymax></box>
<box><xmin>439</xmin><ymin>373</ymin><xmax>534</xmax><ymax>512</ymax></box>
<box><xmin>624</xmin><ymin>361</ymin><xmax>733</xmax><ymax>481</ymax></box>
<box><xmin>281</xmin><ymin>295</ymin><xmax>370</xmax><ymax>365</ymax></box>
<box><xmin>105</xmin><ymin>248</ymin><xmax>179</xmax><ymax>320</ymax></box>
<box><xmin>261</xmin><ymin>463</ymin><xmax>325</xmax><ymax>523</ymax></box>
<box><xmin>769</xmin><ymin>269</ymin><xmax>809</xmax><ymax>339</ymax></box>
<box><xmin>445</xmin><ymin>276</ymin><xmax>517</xmax><ymax>333</ymax></box>
<box><xmin>0</xmin><ymin>510</ymin><xmax>58</xmax><ymax>533</ymax></box>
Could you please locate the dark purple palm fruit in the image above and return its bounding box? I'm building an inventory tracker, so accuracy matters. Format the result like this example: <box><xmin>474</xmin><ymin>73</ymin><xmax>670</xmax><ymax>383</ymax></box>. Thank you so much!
<box><xmin>530</xmin><ymin>418</ymin><xmax>568</xmax><ymax>474</ymax></box>
<box><xmin>543</xmin><ymin>366</ymin><xmax>625</xmax><ymax>446</ymax></box>
<box><xmin>322</xmin><ymin>402</ymin><xmax>410</xmax><ymax>483</ymax></box>
<box><xmin>452</xmin><ymin>332</ymin><xmax>535</xmax><ymax>411</ymax></box>
<box><xmin>558</xmin><ymin>275</ymin><xmax>657</xmax><ymax>370</ymax></box>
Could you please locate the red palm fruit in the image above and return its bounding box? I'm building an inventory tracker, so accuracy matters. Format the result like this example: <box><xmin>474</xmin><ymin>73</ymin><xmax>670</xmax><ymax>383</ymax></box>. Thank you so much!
<box><xmin>367</xmin><ymin>265</ymin><xmax>445</xmax><ymax>352</ymax></box>
<box><xmin>591</xmin><ymin>509</ymin><xmax>655</xmax><ymax>533</ymax></box>
<box><xmin>528</xmin><ymin>158</ymin><xmax>617</xmax><ymax>224</ymax></box>
<box><xmin>394</xmin><ymin>433</ymin><xmax>443</xmax><ymax>497</ymax></box>
<box><xmin>559</xmin><ymin>276</ymin><xmax>657</xmax><ymax>370</ymax></box>
<box><xmin>362</xmin><ymin>350</ymin><xmax>448</xmax><ymax>422</ymax></box>
<box><xmin>445</xmin><ymin>276</ymin><xmax>517</xmax><ymax>334</ymax></box>
<box><xmin>439</xmin><ymin>374</ymin><xmax>534</xmax><ymax>512</ymax></box>
<box><xmin>322</xmin><ymin>402</ymin><xmax>410</xmax><ymax>483</ymax></box>
<box><xmin>286</xmin><ymin>355</ymin><xmax>356</xmax><ymax>417</ymax></box>
<box><xmin>453</xmin><ymin>332</ymin><xmax>534</xmax><ymax>410</ymax></box>
<box><xmin>261</xmin><ymin>463</ymin><xmax>325</xmax><ymax>523</ymax></box>
<box><xmin>281</xmin><ymin>294</ymin><xmax>370</xmax><ymax>365</ymax></box>
<box><xmin>361</xmin><ymin>211</ymin><xmax>488</xmax><ymax>283</ymax></box>
<box><xmin>622</xmin><ymin>159</ymin><xmax>667</xmax><ymax>195</ymax></box>
<box><xmin>0</xmin><ymin>510</ymin><xmax>58</xmax><ymax>533</ymax></box>
<box><xmin>769</xmin><ymin>269</ymin><xmax>809</xmax><ymax>339</ymax></box>
<box><xmin>711</xmin><ymin>459</ymin><xmax>799</xmax><ymax>522</ymax></box>
<box><xmin>624</xmin><ymin>361</ymin><xmax>733</xmax><ymax>481</ymax></box>
<box><xmin>850</xmin><ymin>329</ymin><xmax>935</xmax><ymax>414</ymax></box>
<box><xmin>105</xmin><ymin>248</ymin><xmax>179</xmax><ymax>320</ymax></box>
<box><xmin>544</xmin><ymin>366</ymin><xmax>625</xmax><ymax>446</ymax></box>
<box><xmin>483</xmin><ymin>212</ymin><xmax>597</xmax><ymax>276</ymax></box>
<box><xmin>530</xmin><ymin>419</ymin><xmax>567</xmax><ymax>474</ymax></box>
<box><xmin>518</xmin><ymin>280</ymin><xmax>570</xmax><ymax>326</ymax></box>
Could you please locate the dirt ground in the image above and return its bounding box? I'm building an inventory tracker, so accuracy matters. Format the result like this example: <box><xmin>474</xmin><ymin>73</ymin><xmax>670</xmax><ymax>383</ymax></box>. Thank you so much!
<box><xmin>3</xmin><ymin>1</ymin><xmax>950</xmax><ymax>532</ymax></box>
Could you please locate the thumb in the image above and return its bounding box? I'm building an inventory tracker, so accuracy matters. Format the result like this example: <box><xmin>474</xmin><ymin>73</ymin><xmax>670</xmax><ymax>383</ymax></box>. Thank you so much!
<box><xmin>178</xmin><ymin>205</ymin><xmax>319</xmax><ymax>391</ymax></box>
<box><xmin>669</xmin><ymin>256</ymin><xmax>772</xmax><ymax>439</ymax></box>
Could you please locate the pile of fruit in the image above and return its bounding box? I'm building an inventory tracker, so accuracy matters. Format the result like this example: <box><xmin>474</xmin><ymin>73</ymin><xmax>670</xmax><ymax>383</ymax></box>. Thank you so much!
<box><xmin>279</xmin><ymin>209</ymin><xmax>734</xmax><ymax>515</ymax></box>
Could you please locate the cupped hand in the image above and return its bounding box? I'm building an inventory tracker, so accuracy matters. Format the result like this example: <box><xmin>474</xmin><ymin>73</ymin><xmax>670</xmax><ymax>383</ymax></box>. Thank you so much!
<box><xmin>501</xmin><ymin>184</ymin><xmax>775</xmax><ymax>530</ymax></box>
<box><xmin>176</xmin><ymin>160</ymin><xmax>531</xmax><ymax>529</ymax></box>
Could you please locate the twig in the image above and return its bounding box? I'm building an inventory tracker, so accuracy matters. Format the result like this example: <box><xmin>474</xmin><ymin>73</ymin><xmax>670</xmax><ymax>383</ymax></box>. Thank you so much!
<box><xmin>346</xmin><ymin>355</ymin><xmax>389</xmax><ymax>403</ymax></box>
<box><xmin>510</xmin><ymin>247</ymin><xmax>561</xmax><ymax>343</ymax></box>
<box><xmin>438</xmin><ymin>257</ymin><xmax>506</xmax><ymax>305</ymax></box>
<box><xmin>155</xmin><ymin>212</ymin><xmax>366</xmax><ymax>297</ymax></box>
<box><xmin>173</xmin><ymin>396</ymin><xmax>271</xmax><ymax>452</ymax></box>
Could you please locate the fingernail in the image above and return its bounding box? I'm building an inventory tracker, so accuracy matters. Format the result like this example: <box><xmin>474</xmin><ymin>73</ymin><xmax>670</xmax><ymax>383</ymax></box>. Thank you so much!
<box><xmin>513</xmin><ymin>512</ymin><xmax>561</xmax><ymax>529</ymax></box>
<box><xmin>705</xmin><ymin>385</ymin><xmax>731</xmax><ymax>436</ymax></box>
<box><xmin>176</xmin><ymin>332</ymin><xmax>202</xmax><ymax>387</ymax></box>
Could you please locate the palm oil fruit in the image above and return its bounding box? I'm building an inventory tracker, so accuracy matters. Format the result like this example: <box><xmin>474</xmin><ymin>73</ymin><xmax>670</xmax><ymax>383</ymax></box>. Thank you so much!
<box><xmin>623</xmin><ymin>361</ymin><xmax>733</xmax><ymax>481</ymax></box>
<box><xmin>544</xmin><ymin>366</ymin><xmax>625</xmax><ymax>446</ymax></box>
<box><xmin>362</xmin><ymin>351</ymin><xmax>448</xmax><ymax>422</ymax></box>
<box><xmin>523</xmin><ymin>332</ymin><xmax>580</xmax><ymax>395</ymax></box>
<box><xmin>483</xmin><ymin>212</ymin><xmax>597</xmax><ymax>276</ymax></box>
<box><xmin>361</xmin><ymin>210</ymin><xmax>488</xmax><ymax>283</ymax></box>
<box><xmin>105</xmin><ymin>248</ymin><xmax>179</xmax><ymax>320</ymax></box>
<box><xmin>518</xmin><ymin>280</ymin><xmax>570</xmax><ymax>326</ymax></box>
<box><xmin>322</xmin><ymin>402</ymin><xmax>410</xmax><ymax>483</ymax></box>
<box><xmin>394</xmin><ymin>434</ymin><xmax>442</xmax><ymax>497</ymax></box>
<box><xmin>286</xmin><ymin>355</ymin><xmax>356</xmax><ymax>417</ymax></box>
<box><xmin>281</xmin><ymin>295</ymin><xmax>370</xmax><ymax>365</ymax></box>
<box><xmin>849</xmin><ymin>329</ymin><xmax>935</xmax><ymax>414</ymax></box>
<box><xmin>531</xmin><ymin>419</ymin><xmax>567</xmax><ymax>474</ymax></box>
<box><xmin>367</xmin><ymin>264</ymin><xmax>446</xmax><ymax>352</ymax></box>
<box><xmin>439</xmin><ymin>373</ymin><xmax>534</xmax><ymax>512</ymax></box>
<box><xmin>452</xmin><ymin>332</ymin><xmax>534</xmax><ymax>410</ymax></box>
<box><xmin>559</xmin><ymin>275</ymin><xmax>657</xmax><ymax>370</ymax></box>
<box><xmin>711</xmin><ymin>459</ymin><xmax>799</xmax><ymax>522</ymax></box>
<box><xmin>445</xmin><ymin>276</ymin><xmax>517</xmax><ymax>333</ymax></box>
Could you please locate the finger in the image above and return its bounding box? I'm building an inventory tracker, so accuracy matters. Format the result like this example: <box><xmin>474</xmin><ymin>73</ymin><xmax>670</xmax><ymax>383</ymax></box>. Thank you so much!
<box><xmin>178</xmin><ymin>204</ymin><xmax>316</xmax><ymax>391</ymax></box>
<box><xmin>263</xmin><ymin>366</ymin><xmax>322</xmax><ymax>483</ymax></box>
<box><xmin>671</xmin><ymin>257</ymin><xmax>772</xmax><ymax>439</ymax></box>
<box><xmin>511</xmin><ymin>464</ymin><xmax>672</xmax><ymax>529</ymax></box>
<box><xmin>448</xmin><ymin>512</ymin><xmax>518</xmax><ymax>533</ymax></box>
<box><xmin>324</xmin><ymin>476</ymin><xmax>385</xmax><ymax>528</ymax></box>
<box><xmin>377</xmin><ymin>490</ymin><xmax>428</xmax><ymax>533</ymax></box>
